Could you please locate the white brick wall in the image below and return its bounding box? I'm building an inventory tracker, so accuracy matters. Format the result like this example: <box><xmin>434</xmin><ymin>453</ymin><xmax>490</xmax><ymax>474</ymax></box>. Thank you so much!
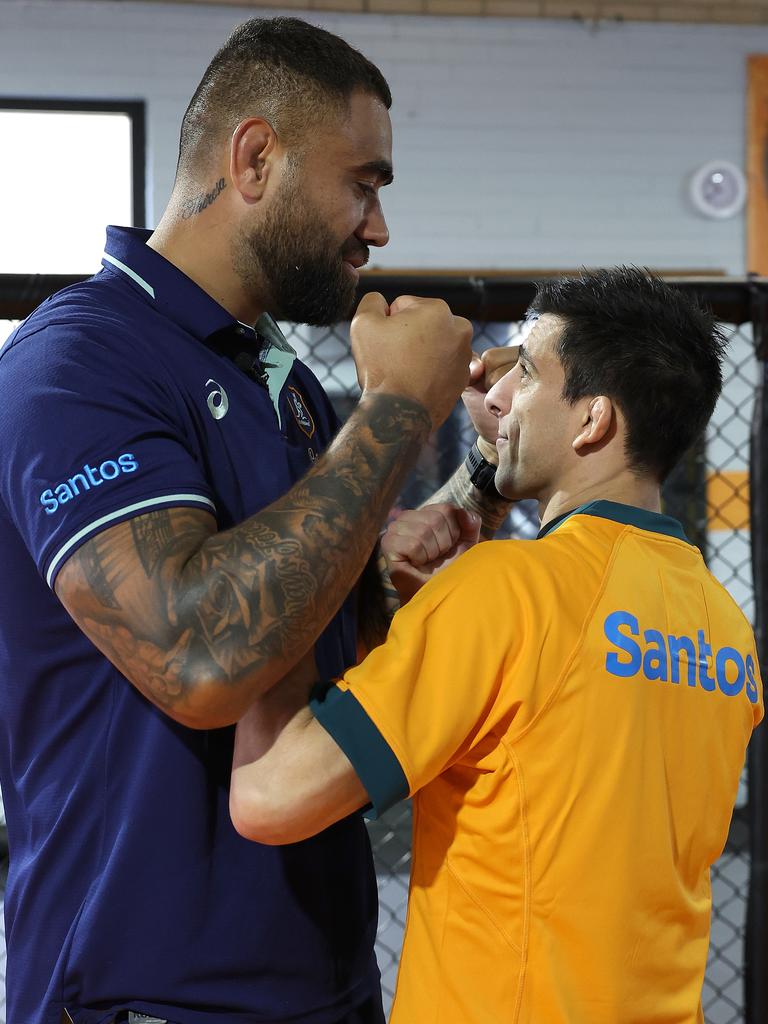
<box><xmin>0</xmin><ymin>2</ymin><xmax>766</xmax><ymax>269</ymax></box>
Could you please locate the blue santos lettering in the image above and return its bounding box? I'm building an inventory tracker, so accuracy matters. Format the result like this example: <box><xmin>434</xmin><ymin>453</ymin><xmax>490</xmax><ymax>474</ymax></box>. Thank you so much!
<box><xmin>604</xmin><ymin>610</ymin><xmax>758</xmax><ymax>703</ymax></box>
<box><xmin>39</xmin><ymin>453</ymin><xmax>139</xmax><ymax>515</ymax></box>
<box><xmin>604</xmin><ymin>611</ymin><xmax>641</xmax><ymax>677</ymax></box>
<box><xmin>746</xmin><ymin>654</ymin><xmax>760</xmax><ymax>704</ymax></box>
<box><xmin>697</xmin><ymin>631</ymin><xmax>716</xmax><ymax>692</ymax></box>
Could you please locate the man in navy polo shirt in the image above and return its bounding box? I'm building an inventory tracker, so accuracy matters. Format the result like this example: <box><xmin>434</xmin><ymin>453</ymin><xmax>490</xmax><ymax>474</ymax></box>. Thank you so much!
<box><xmin>0</xmin><ymin>17</ymin><xmax>511</xmax><ymax>1024</ymax></box>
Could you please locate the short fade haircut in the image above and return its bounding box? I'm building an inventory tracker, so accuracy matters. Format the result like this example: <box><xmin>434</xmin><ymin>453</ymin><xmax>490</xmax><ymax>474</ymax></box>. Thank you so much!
<box><xmin>530</xmin><ymin>266</ymin><xmax>727</xmax><ymax>482</ymax></box>
<box><xmin>177</xmin><ymin>17</ymin><xmax>392</xmax><ymax>175</ymax></box>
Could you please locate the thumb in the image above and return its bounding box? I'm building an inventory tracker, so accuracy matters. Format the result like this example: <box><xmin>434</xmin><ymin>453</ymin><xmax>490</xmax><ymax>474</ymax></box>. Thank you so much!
<box><xmin>456</xmin><ymin>509</ymin><xmax>482</xmax><ymax>547</ymax></box>
<box><xmin>354</xmin><ymin>291</ymin><xmax>390</xmax><ymax>318</ymax></box>
<box><xmin>468</xmin><ymin>354</ymin><xmax>484</xmax><ymax>384</ymax></box>
<box><xmin>482</xmin><ymin>345</ymin><xmax>520</xmax><ymax>387</ymax></box>
<box><xmin>389</xmin><ymin>294</ymin><xmax>423</xmax><ymax>315</ymax></box>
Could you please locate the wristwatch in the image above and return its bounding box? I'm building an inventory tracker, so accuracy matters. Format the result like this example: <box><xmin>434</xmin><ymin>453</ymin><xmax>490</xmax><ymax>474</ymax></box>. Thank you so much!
<box><xmin>465</xmin><ymin>441</ymin><xmax>501</xmax><ymax>497</ymax></box>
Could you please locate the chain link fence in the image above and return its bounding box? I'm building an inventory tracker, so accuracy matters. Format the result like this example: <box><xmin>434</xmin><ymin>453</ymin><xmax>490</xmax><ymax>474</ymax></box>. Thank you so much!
<box><xmin>0</xmin><ymin>276</ymin><xmax>765</xmax><ymax>1022</ymax></box>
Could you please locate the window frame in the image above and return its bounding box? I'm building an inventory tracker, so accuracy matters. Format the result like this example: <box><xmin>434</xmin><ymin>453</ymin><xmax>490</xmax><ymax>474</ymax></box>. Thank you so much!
<box><xmin>0</xmin><ymin>97</ymin><xmax>146</xmax><ymax>227</ymax></box>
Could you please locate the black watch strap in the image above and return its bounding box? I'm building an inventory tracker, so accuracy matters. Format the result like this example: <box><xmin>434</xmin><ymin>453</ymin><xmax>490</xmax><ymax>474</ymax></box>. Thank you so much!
<box><xmin>465</xmin><ymin>442</ymin><xmax>501</xmax><ymax>497</ymax></box>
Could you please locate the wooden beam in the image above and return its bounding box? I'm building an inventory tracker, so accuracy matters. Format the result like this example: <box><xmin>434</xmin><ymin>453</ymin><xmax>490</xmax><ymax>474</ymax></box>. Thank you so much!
<box><xmin>362</xmin><ymin>267</ymin><xmax>727</xmax><ymax>278</ymax></box>
<box><xmin>83</xmin><ymin>0</ymin><xmax>768</xmax><ymax>24</ymax></box>
<box><xmin>748</xmin><ymin>55</ymin><xmax>768</xmax><ymax>276</ymax></box>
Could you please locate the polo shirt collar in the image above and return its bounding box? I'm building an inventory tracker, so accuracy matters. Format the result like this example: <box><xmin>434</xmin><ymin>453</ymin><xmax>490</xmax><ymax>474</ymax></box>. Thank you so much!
<box><xmin>100</xmin><ymin>226</ymin><xmax>296</xmax><ymax>357</ymax></box>
<box><xmin>538</xmin><ymin>499</ymin><xmax>690</xmax><ymax>544</ymax></box>
<box><xmin>102</xmin><ymin>226</ymin><xmax>236</xmax><ymax>341</ymax></box>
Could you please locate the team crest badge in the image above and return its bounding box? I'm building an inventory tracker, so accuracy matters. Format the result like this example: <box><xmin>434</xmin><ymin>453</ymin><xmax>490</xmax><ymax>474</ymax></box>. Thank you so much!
<box><xmin>287</xmin><ymin>386</ymin><xmax>316</xmax><ymax>439</ymax></box>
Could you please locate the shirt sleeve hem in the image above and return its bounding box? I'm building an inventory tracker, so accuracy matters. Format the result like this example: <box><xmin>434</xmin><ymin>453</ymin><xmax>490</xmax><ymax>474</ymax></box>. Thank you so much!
<box><xmin>44</xmin><ymin>491</ymin><xmax>216</xmax><ymax>589</ymax></box>
<box><xmin>310</xmin><ymin>685</ymin><xmax>409</xmax><ymax>819</ymax></box>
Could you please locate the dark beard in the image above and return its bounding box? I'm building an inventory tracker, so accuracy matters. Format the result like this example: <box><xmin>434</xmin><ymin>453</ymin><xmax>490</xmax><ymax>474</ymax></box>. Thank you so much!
<box><xmin>234</xmin><ymin>182</ymin><xmax>361</xmax><ymax>327</ymax></box>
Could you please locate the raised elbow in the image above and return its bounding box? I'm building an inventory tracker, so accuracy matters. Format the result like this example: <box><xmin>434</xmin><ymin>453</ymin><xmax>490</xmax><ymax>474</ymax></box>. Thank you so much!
<box><xmin>229</xmin><ymin>771</ymin><xmax>300</xmax><ymax>846</ymax></box>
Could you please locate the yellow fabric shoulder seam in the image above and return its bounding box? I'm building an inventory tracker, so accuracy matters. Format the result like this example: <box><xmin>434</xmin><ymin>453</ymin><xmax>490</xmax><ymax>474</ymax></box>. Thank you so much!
<box><xmin>501</xmin><ymin>524</ymin><xmax>630</xmax><ymax>747</ymax></box>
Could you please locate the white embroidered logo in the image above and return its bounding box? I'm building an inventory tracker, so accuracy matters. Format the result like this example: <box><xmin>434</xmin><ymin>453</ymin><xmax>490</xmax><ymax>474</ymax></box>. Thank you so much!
<box><xmin>206</xmin><ymin>379</ymin><xmax>229</xmax><ymax>420</ymax></box>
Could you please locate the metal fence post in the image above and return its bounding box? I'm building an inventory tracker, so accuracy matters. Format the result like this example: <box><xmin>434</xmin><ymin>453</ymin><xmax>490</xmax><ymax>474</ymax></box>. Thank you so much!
<box><xmin>746</xmin><ymin>283</ymin><xmax>768</xmax><ymax>1024</ymax></box>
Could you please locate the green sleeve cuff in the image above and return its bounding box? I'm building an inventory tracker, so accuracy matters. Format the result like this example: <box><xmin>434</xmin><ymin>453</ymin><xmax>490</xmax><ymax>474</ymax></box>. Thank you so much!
<box><xmin>310</xmin><ymin>684</ymin><xmax>409</xmax><ymax>819</ymax></box>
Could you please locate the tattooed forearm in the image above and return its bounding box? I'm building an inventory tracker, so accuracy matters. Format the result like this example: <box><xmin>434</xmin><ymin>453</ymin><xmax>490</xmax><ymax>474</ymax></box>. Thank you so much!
<box><xmin>179</xmin><ymin>178</ymin><xmax>226</xmax><ymax>220</ymax></box>
<box><xmin>56</xmin><ymin>393</ymin><xmax>430</xmax><ymax>727</ymax></box>
<box><xmin>356</xmin><ymin>545</ymin><xmax>400</xmax><ymax>658</ymax></box>
<box><xmin>428</xmin><ymin>462</ymin><xmax>512</xmax><ymax>540</ymax></box>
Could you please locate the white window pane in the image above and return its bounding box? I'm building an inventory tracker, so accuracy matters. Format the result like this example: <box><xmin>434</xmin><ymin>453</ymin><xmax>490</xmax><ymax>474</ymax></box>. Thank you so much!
<box><xmin>0</xmin><ymin>110</ymin><xmax>134</xmax><ymax>274</ymax></box>
<box><xmin>0</xmin><ymin>321</ymin><xmax>16</xmax><ymax>350</ymax></box>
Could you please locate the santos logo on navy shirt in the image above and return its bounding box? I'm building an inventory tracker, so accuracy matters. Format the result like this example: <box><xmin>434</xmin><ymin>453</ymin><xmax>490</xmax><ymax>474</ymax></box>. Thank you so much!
<box><xmin>604</xmin><ymin>609</ymin><xmax>759</xmax><ymax>704</ymax></box>
<box><xmin>39</xmin><ymin>453</ymin><xmax>138</xmax><ymax>515</ymax></box>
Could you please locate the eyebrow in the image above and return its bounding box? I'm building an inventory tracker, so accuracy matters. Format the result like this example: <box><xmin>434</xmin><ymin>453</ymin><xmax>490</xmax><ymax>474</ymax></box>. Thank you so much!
<box><xmin>517</xmin><ymin>345</ymin><xmax>537</xmax><ymax>373</ymax></box>
<box><xmin>355</xmin><ymin>159</ymin><xmax>394</xmax><ymax>186</ymax></box>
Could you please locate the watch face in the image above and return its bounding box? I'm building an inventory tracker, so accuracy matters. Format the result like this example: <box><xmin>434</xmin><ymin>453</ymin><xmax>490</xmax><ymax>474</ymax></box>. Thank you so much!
<box><xmin>689</xmin><ymin>160</ymin><xmax>747</xmax><ymax>220</ymax></box>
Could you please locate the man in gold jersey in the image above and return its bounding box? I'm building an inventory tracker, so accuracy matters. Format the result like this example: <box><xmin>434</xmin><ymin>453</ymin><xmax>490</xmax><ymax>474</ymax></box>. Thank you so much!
<box><xmin>229</xmin><ymin>267</ymin><xmax>763</xmax><ymax>1024</ymax></box>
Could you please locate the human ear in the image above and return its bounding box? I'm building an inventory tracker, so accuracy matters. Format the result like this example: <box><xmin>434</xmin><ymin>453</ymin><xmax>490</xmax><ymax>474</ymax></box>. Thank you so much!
<box><xmin>572</xmin><ymin>396</ymin><xmax>613</xmax><ymax>451</ymax></box>
<box><xmin>229</xmin><ymin>118</ymin><xmax>279</xmax><ymax>202</ymax></box>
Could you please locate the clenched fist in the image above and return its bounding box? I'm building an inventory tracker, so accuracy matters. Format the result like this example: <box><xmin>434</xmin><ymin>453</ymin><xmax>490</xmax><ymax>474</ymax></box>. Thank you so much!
<box><xmin>350</xmin><ymin>292</ymin><xmax>474</xmax><ymax>431</ymax></box>
<box><xmin>381</xmin><ymin>503</ymin><xmax>481</xmax><ymax>604</ymax></box>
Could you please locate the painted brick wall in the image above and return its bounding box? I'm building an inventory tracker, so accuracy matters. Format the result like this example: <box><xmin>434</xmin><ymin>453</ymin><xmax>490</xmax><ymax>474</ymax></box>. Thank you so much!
<box><xmin>1</xmin><ymin>0</ymin><xmax>767</xmax><ymax>273</ymax></box>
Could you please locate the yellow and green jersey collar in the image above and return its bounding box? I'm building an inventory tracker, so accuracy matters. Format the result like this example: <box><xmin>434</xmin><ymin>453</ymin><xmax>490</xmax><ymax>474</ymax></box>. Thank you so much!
<box><xmin>538</xmin><ymin>500</ymin><xmax>690</xmax><ymax>544</ymax></box>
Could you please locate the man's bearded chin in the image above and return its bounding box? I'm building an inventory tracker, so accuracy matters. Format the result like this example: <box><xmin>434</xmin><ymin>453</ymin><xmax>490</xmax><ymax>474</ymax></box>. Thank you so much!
<box><xmin>235</xmin><ymin>197</ymin><xmax>360</xmax><ymax>326</ymax></box>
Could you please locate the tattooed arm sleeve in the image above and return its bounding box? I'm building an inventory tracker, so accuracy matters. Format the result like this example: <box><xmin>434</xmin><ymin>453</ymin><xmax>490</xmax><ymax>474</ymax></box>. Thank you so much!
<box><xmin>426</xmin><ymin>463</ymin><xmax>511</xmax><ymax>540</ymax></box>
<box><xmin>55</xmin><ymin>393</ymin><xmax>431</xmax><ymax>729</ymax></box>
<box><xmin>355</xmin><ymin>545</ymin><xmax>401</xmax><ymax>658</ymax></box>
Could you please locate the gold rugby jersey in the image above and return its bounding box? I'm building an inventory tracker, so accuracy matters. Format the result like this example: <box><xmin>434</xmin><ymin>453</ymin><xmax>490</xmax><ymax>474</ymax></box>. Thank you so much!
<box><xmin>312</xmin><ymin>501</ymin><xmax>763</xmax><ymax>1024</ymax></box>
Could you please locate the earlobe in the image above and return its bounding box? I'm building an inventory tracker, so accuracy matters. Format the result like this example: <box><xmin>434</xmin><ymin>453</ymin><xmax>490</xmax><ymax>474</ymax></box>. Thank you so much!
<box><xmin>230</xmin><ymin>118</ymin><xmax>278</xmax><ymax>203</ymax></box>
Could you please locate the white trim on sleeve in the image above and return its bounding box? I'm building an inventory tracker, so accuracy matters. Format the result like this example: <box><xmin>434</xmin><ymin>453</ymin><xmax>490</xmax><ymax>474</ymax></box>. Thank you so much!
<box><xmin>45</xmin><ymin>493</ymin><xmax>216</xmax><ymax>588</ymax></box>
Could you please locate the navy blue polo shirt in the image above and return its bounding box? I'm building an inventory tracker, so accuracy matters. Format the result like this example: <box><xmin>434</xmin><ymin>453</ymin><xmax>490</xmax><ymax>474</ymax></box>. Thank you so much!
<box><xmin>0</xmin><ymin>227</ymin><xmax>380</xmax><ymax>1024</ymax></box>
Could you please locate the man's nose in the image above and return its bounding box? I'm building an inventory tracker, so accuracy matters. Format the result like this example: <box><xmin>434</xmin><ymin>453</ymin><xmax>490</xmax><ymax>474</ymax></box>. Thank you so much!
<box><xmin>359</xmin><ymin>200</ymin><xmax>389</xmax><ymax>248</ymax></box>
<box><xmin>484</xmin><ymin>375</ymin><xmax>510</xmax><ymax>419</ymax></box>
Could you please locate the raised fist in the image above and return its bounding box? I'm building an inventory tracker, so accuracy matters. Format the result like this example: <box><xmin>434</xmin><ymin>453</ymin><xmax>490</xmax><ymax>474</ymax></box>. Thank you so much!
<box><xmin>350</xmin><ymin>292</ymin><xmax>473</xmax><ymax>431</ymax></box>
<box><xmin>381</xmin><ymin>503</ymin><xmax>481</xmax><ymax>604</ymax></box>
